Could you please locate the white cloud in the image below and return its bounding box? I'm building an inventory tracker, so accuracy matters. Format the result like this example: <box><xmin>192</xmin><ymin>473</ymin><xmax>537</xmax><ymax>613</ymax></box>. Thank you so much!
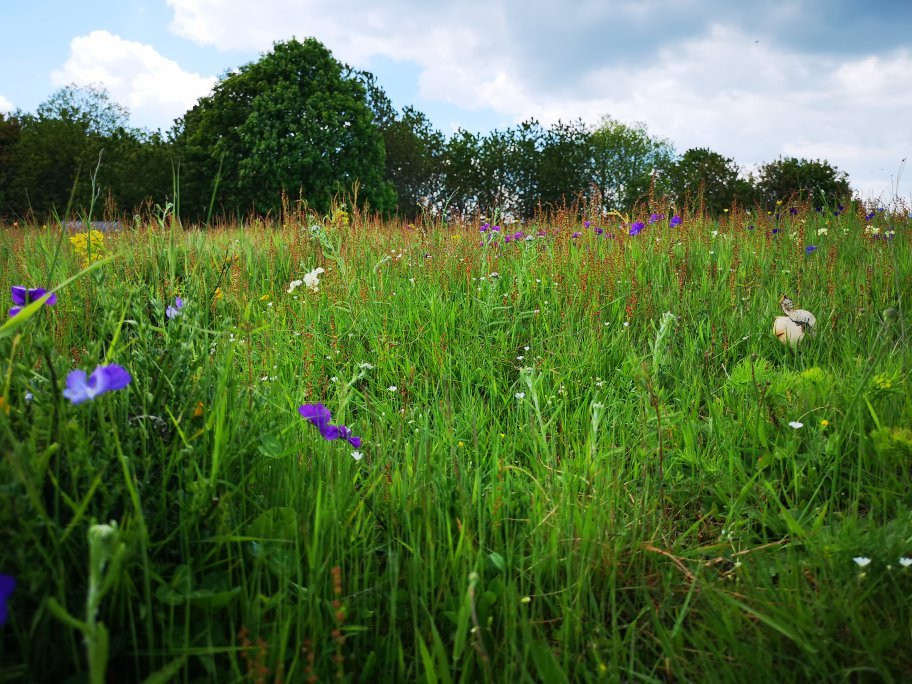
<box><xmin>162</xmin><ymin>1</ymin><xmax>911</xmax><ymax>200</ymax></box>
<box><xmin>0</xmin><ymin>95</ymin><xmax>13</xmax><ymax>114</ymax></box>
<box><xmin>51</xmin><ymin>30</ymin><xmax>216</xmax><ymax>131</ymax></box>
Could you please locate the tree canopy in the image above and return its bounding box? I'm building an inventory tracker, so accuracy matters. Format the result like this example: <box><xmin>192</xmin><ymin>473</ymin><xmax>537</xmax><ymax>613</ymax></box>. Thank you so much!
<box><xmin>174</xmin><ymin>38</ymin><xmax>395</xmax><ymax>218</ymax></box>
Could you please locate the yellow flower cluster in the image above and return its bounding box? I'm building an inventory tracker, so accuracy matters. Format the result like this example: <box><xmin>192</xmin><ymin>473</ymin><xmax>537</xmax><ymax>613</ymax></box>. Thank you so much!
<box><xmin>873</xmin><ymin>373</ymin><xmax>894</xmax><ymax>391</ymax></box>
<box><xmin>69</xmin><ymin>230</ymin><xmax>106</xmax><ymax>267</ymax></box>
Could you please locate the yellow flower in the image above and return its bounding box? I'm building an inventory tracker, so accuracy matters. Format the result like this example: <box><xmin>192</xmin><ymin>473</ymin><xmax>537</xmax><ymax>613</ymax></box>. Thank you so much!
<box><xmin>213</xmin><ymin>287</ymin><xmax>223</xmax><ymax>301</ymax></box>
<box><xmin>820</xmin><ymin>419</ymin><xmax>830</xmax><ymax>428</ymax></box>
<box><xmin>259</xmin><ymin>294</ymin><xmax>270</xmax><ymax>302</ymax></box>
<box><xmin>458</xmin><ymin>441</ymin><xmax>464</xmax><ymax>448</ymax></box>
<box><xmin>499</xmin><ymin>433</ymin><xmax>506</xmax><ymax>439</ymax></box>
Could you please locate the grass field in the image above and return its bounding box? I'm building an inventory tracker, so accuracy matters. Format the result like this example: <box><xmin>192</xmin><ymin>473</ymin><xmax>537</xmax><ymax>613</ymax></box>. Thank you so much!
<box><xmin>1</xmin><ymin>204</ymin><xmax>911</xmax><ymax>682</ymax></box>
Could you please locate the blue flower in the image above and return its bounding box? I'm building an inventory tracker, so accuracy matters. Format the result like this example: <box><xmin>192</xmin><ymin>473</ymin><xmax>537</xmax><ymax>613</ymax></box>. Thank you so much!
<box><xmin>629</xmin><ymin>221</ymin><xmax>645</xmax><ymax>236</ymax></box>
<box><xmin>9</xmin><ymin>285</ymin><xmax>57</xmax><ymax>318</ymax></box>
<box><xmin>298</xmin><ymin>403</ymin><xmax>362</xmax><ymax>448</ymax></box>
<box><xmin>669</xmin><ymin>215</ymin><xmax>682</xmax><ymax>227</ymax></box>
<box><xmin>63</xmin><ymin>364</ymin><xmax>132</xmax><ymax>405</ymax></box>
<box><xmin>789</xmin><ymin>207</ymin><xmax>798</xmax><ymax>215</ymax></box>
<box><xmin>0</xmin><ymin>574</ymin><xmax>14</xmax><ymax>625</ymax></box>
<box><xmin>805</xmin><ymin>245</ymin><xmax>817</xmax><ymax>254</ymax></box>
<box><xmin>648</xmin><ymin>213</ymin><xmax>664</xmax><ymax>224</ymax></box>
<box><xmin>166</xmin><ymin>297</ymin><xmax>184</xmax><ymax>319</ymax></box>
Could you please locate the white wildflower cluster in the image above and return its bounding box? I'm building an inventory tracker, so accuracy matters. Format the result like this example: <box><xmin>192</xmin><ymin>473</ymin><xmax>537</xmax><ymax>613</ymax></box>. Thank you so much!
<box><xmin>287</xmin><ymin>267</ymin><xmax>326</xmax><ymax>294</ymax></box>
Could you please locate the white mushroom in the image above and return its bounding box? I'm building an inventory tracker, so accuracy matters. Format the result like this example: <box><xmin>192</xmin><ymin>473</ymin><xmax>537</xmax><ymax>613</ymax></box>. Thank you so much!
<box><xmin>773</xmin><ymin>295</ymin><xmax>816</xmax><ymax>347</ymax></box>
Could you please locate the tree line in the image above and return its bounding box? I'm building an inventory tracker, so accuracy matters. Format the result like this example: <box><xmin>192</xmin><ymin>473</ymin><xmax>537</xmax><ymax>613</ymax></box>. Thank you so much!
<box><xmin>0</xmin><ymin>38</ymin><xmax>852</xmax><ymax>223</ymax></box>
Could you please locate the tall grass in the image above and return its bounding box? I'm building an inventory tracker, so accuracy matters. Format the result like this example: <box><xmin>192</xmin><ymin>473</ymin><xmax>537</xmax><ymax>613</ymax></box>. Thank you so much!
<box><xmin>1</xmin><ymin>205</ymin><xmax>910</xmax><ymax>682</ymax></box>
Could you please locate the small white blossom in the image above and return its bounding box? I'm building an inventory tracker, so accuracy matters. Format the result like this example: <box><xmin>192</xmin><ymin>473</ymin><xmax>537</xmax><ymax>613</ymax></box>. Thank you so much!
<box><xmin>899</xmin><ymin>557</ymin><xmax>912</xmax><ymax>567</ymax></box>
<box><xmin>287</xmin><ymin>279</ymin><xmax>303</xmax><ymax>293</ymax></box>
<box><xmin>788</xmin><ymin>421</ymin><xmax>804</xmax><ymax>429</ymax></box>
<box><xmin>515</xmin><ymin>392</ymin><xmax>525</xmax><ymax>399</ymax></box>
<box><xmin>303</xmin><ymin>267</ymin><xmax>325</xmax><ymax>293</ymax></box>
<box><xmin>388</xmin><ymin>385</ymin><xmax>398</xmax><ymax>392</ymax></box>
<box><xmin>853</xmin><ymin>557</ymin><xmax>871</xmax><ymax>568</ymax></box>
<box><xmin>351</xmin><ymin>450</ymin><xmax>364</xmax><ymax>461</ymax></box>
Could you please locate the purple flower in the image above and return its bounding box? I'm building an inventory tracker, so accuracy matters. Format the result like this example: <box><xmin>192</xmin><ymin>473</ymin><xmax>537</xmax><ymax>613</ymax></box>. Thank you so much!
<box><xmin>298</xmin><ymin>403</ymin><xmax>361</xmax><ymax>447</ymax></box>
<box><xmin>63</xmin><ymin>364</ymin><xmax>132</xmax><ymax>405</ymax></box>
<box><xmin>629</xmin><ymin>221</ymin><xmax>645</xmax><ymax>236</ymax></box>
<box><xmin>9</xmin><ymin>285</ymin><xmax>57</xmax><ymax>318</ymax></box>
<box><xmin>595</xmin><ymin>227</ymin><xmax>604</xmax><ymax>235</ymax></box>
<box><xmin>513</xmin><ymin>231</ymin><xmax>525</xmax><ymax>241</ymax></box>
<box><xmin>669</xmin><ymin>215</ymin><xmax>682</xmax><ymax>227</ymax></box>
<box><xmin>0</xmin><ymin>574</ymin><xmax>14</xmax><ymax>625</ymax></box>
<box><xmin>583</xmin><ymin>220</ymin><xmax>591</xmax><ymax>228</ymax></box>
<box><xmin>747</xmin><ymin>225</ymin><xmax>755</xmax><ymax>230</ymax></box>
<box><xmin>648</xmin><ymin>213</ymin><xmax>664</xmax><ymax>224</ymax></box>
<box><xmin>805</xmin><ymin>245</ymin><xmax>817</xmax><ymax>254</ymax></box>
<box><xmin>865</xmin><ymin>211</ymin><xmax>876</xmax><ymax>221</ymax></box>
<box><xmin>771</xmin><ymin>228</ymin><xmax>780</xmax><ymax>234</ymax></box>
<box><xmin>504</xmin><ymin>235</ymin><xmax>512</xmax><ymax>243</ymax></box>
<box><xmin>837</xmin><ymin>204</ymin><xmax>845</xmax><ymax>212</ymax></box>
<box><xmin>492</xmin><ymin>225</ymin><xmax>501</xmax><ymax>232</ymax></box>
<box><xmin>571</xmin><ymin>231</ymin><xmax>581</xmax><ymax>239</ymax></box>
<box><xmin>166</xmin><ymin>297</ymin><xmax>184</xmax><ymax>319</ymax></box>
<box><xmin>536</xmin><ymin>230</ymin><xmax>546</xmax><ymax>237</ymax></box>
<box><xmin>789</xmin><ymin>207</ymin><xmax>798</xmax><ymax>215</ymax></box>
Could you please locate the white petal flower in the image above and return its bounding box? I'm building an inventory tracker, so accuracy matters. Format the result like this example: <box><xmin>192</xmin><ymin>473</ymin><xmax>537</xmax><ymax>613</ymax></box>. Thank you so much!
<box><xmin>287</xmin><ymin>279</ymin><xmax>303</xmax><ymax>293</ymax></box>
<box><xmin>388</xmin><ymin>385</ymin><xmax>397</xmax><ymax>392</ymax></box>
<box><xmin>351</xmin><ymin>451</ymin><xmax>364</xmax><ymax>461</ymax></box>
<box><xmin>515</xmin><ymin>392</ymin><xmax>525</xmax><ymax>399</ymax></box>
<box><xmin>899</xmin><ymin>557</ymin><xmax>912</xmax><ymax>567</ymax></box>
<box><xmin>788</xmin><ymin>421</ymin><xmax>804</xmax><ymax>429</ymax></box>
<box><xmin>853</xmin><ymin>557</ymin><xmax>871</xmax><ymax>567</ymax></box>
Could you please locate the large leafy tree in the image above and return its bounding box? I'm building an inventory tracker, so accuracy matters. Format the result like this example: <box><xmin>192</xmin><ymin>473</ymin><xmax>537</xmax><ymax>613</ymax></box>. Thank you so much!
<box><xmin>589</xmin><ymin>116</ymin><xmax>674</xmax><ymax>212</ymax></box>
<box><xmin>756</xmin><ymin>157</ymin><xmax>852</xmax><ymax>209</ymax></box>
<box><xmin>2</xmin><ymin>85</ymin><xmax>172</xmax><ymax>218</ymax></box>
<box><xmin>664</xmin><ymin>147</ymin><xmax>755</xmax><ymax>215</ymax></box>
<box><xmin>174</xmin><ymin>38</ymin><xmax>395</xmax><ymax>219</ymax></box>
<box><xmin>537</xmin><ymin>119</ymin><xmax>590</xmax><ymax>210</ymax></box>
<box><xmin>380</xmin><ymin>106</ymin><xmax>445</xmax><ymax>219</ymax></box>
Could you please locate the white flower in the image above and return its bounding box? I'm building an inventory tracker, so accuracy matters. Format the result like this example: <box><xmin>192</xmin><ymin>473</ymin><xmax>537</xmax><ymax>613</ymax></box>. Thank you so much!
<box><xmin>515</xmin><ymin>392</ymin><xmax>525</xmax><ymax>399</ymax></box>
<box><xmin>623</xmin><ymin>321</ymin><xmax>630</xmax><ymax>327</ymax></box>
<box><xmin>359</xmin><ymin>362</ymin><xmax>374</xmax><ymax>370</ymax></box>
<box><xmin>817</xmin><ymin>228</ymin><xmax>828</xmax><ymax>236</ymax></box>
<box><xmin>351</xmin><ymin>450</ymin><xmax>364</xmax><ymax>461</ymax></box>
<box><xmin>302</xmin><ymin>267</ymin><xmax>325</xmax><ymax>293</ymax></box>
<box><xmin>516</xmin><ymin>355</ymin><xmax>524</xmax><ymax>360</ymax></box>
<box><xmin>287</xmin><ymin>279</ymin><xmax>303</xmax><ymax>293</ymax></box>
<box><xmin>490</xmin><ymin>272</ymin><xmax>499</xmax><ymax>278</ymax></box>
<box><xmin>388</xmin><ymin>385</ymin><xmax>397</xmax><ymax>392</ymax></box>
<box><xmin>788</xmin><ymin>421</ymin><xmax>804</xmax><ymax>429</ymax></box>
<box><xmin>853</xmin><ymin>556</ymin><xmax>871</xmax><ymax>568</ymax></box>
<box><xmin>899</xmin><ymin>557</ymin><xmax>912</xmax><ymax>567</ymax></box>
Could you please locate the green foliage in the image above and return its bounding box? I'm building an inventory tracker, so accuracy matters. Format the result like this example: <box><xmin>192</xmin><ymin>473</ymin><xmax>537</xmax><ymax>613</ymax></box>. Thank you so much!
<box><xmin>1</xmin><ymin>206</ymin><xmax>911</xmax><ymax>681</ymax></box>
<box><xmin>663</xmin><ymin>147</ymin><xmax>756</xmax><ymax>215</ymax></box>
<box><xmin>589</xmin><ymin>116</ymin><xmax>675</xmax><ymax>211</ymax></box>
<box><xmin>174</xmin><ymin>38</ymin><xmax>396</xmax><ymax>219</ymax></box>
<box><xmin>381</xmin><ymin>106</ymin><xmax>445</xmax><ymax>219</ymax></box>
<box><xmin>757</xmin><ymin>156</ymin><xmax>852</xmax><ymax>209</ymax></box>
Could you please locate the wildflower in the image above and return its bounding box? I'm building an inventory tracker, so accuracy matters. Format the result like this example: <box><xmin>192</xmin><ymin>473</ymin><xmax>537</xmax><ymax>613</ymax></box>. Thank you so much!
<box><xmin>648</xmin><ymin>213</ymin><xmax>664</xmax><ymax>224</ymax></box>
<box><xmin>788</xmin><ymin>421</ymin><xmax>803</xmax><ymax>429</ymax></box>
<box><xmin>388</xmin><ymin>385</ymin><xmax>397</xmax><ymax>392</ymax></box>
<box><xmin>789</xmin><ymin>207</ymin><xmax>798</xmax><ymax>215</ymax></box>
<box><xmin>805</xmin><ymin>245</ymin><xmax>817</xmax><ymax>254</ymax></box>
<box><xmin>298</xmin><ymin>403</ymin><xmax>362</xmax><ymax>447</ymax></box>
<box><xmin>25</xmin><ymin>392</ymin><xmax>33</xmax><ymax>402</ymax></box>
<box><xmin>899</xmin><ymin>557</ymin><xmax>912</xmax><ymax>567</ymax></box>
<box><xmin>584</xmin><ymin>221</ymin><xmax>591</xmax><ymax>228</ymax></box>
<box><xmin>213</xmin><ymin>287</ymin><xmax>223</xmax><ymax>301</ymax></box>
<box><xmin>595</xmin><ymin>227</ymin><xmax>604</xmax><ymax>235</ymax></box>
<box><xmin>287</xmin><ymin>279</ymin><xmax>303</xmax><ymax>293</ymax></box>
<box><xmin>669</xmin><ymin>215</ymin><xmax>682</xmax><ymax>227</ymax></box>
<box><xmin>0</xmin><ymin>574</ymin><xmax>15</xmax><ymax>625</ymax></box>
<box><xmin>166</xmin><ymin>297</ymin><xmax>184</xmax><ymax>319</ymax></box>
<box><xmin>193</xmin><ymin>401</ymin><xmax>204</xmax><ymax>418</ymax></box>
<box><xmin>351</xmin><ymin>450</ymin><xmax>364</xmax><ymax>461</ymax></box>
<box><xmin>817</xmin><ymin>228</ymin><xmax>828</xmax><ymax>236</ymax></box>
<box><xmin>820</xmin><ymin>419</ymin><xmax>830</xmax><ymax>428</ymax></box>
<box><xmin>358</xmin><ymin>362</ymin><xmax>374</xmax><ymax>370</ymax></box>
<box><xmin>63</xmin><ymin>364</ymin><xmax>132</xmax><ymax>405</ymax></box>
<box><xmin>865</xmin><ymin>211</ymin><xmax>876</xmax><ymax>221</ymax></box>
<box><xmin>9</xmin><ymin>285</ymin><xmax>57</xmax><ymax>318</ymax></box>
<box><xmin>259</xmin><ymin>293</ymin><xmax>270</xmax><ymax>302</ymax></box>
<box><xmin>629</xmin><ymin>221</ymin><xmax>645</xmax><ymax>236</ymax></box>
<box><xmin>571</xmin><ymin>231</ymin><xmax>581</xmax><ymax>239</ymax></box>
<box><xmin>853</xmin><ymin>557</ymin><xmax>871</xmax><ymax>568</ymax></box>
<box><xmin>458</xmin><ymin>441</ymin><xmax>465</xmax><ymax>448</ymax></box>
<box><xmin>303</xmin><ymin>267</ymin><xmax>325</xmax><ymax>293</ymax></box>
<box><xmin>515</xmin><ymin>392</ymin><xmax>525</xmax><ymax>399</ymax></box>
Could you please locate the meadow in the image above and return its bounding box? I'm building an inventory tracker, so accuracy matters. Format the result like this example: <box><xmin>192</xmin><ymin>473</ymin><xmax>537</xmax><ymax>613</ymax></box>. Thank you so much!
<box><xmin>0</xmin><ymin>202</ymin><xmax>910</xmax><ymax>682</ymax></box>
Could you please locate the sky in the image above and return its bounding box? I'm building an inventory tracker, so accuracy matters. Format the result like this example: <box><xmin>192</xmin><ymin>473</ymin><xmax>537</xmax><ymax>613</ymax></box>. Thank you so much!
<box><xmin>1</xmin><ymin>0</ymin><xmax>911</xmax><ymax>203</ymax></box>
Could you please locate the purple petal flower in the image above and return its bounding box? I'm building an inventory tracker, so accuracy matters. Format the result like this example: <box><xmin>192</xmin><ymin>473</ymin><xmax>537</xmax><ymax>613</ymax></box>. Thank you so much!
<box><xmin>504</xmin><ymin>235</ymin><xmax>512</xmax><ymax>243</ymax></box>
<box><xmin>648</xmin><ymin>213</ymin><xmax>664</xmax><ymax>224</ymax></box>
<box><xmin>298</xmin><ymin>403</ymin><xmax>362</xmax><ymax>447</ymax></box>
<box><xmin>298</xmin><ymin>403</ymin><xmax>332</xmax><ymax>425</ymax></box>
<box><xmin>669</xmin><ymin>215</ymin><xmax>682</xmax><ymax>227</ymax></box>
<box><xmin>595</xmin><ymin>227</ymin><xmax>604</xmax><ymax>235</ymax></box>
<box><xmin>789</xmin><ymin>207</ymin><xmax>798</xmax><ymax>215</ymax></box>
<box><xmin>166</xmin><ymin>296</ymin><xmax>184</xmax><ymax>319</ymax></box>
<box><xmin>63</xmin><ymin>364</ymin><xmax>132</xmax><ymax>405</ymax></box>
<box><xmin>571</xmin><ymin>231</ymin><xmax>581</xmax><ymax>239</ymax></box>
<box><xmin>771</xmin><ymin>228</ymin><xmax>780</xmax><ymax>234</ymax></box>
<box><xmin>492</xmin><ymin>225</ymin><xmax>501</xmax><ymax>232</ymax></box>
<box><xmin>629</xmin><ymin>221</ymin><xmax>645</xmax><ymax>236</ymax></box>
<box><xmin>584</xmin><ymin>221</ymin><xmax>591</xmax><ymax>228</ymax></box>
<box><xmin>9</xmin><ymin>286</ymin><xmax>57</xmax><ymax>317</ymax></box>
<box><xmin>0</xmin><ymin>574</ymin><xmax>14</xmax><ymax>625</ymax></box>
<box><xmin>805</xmin><ymin>245</ymin><xmax>817</xmax><ymax>254</ymax></box>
